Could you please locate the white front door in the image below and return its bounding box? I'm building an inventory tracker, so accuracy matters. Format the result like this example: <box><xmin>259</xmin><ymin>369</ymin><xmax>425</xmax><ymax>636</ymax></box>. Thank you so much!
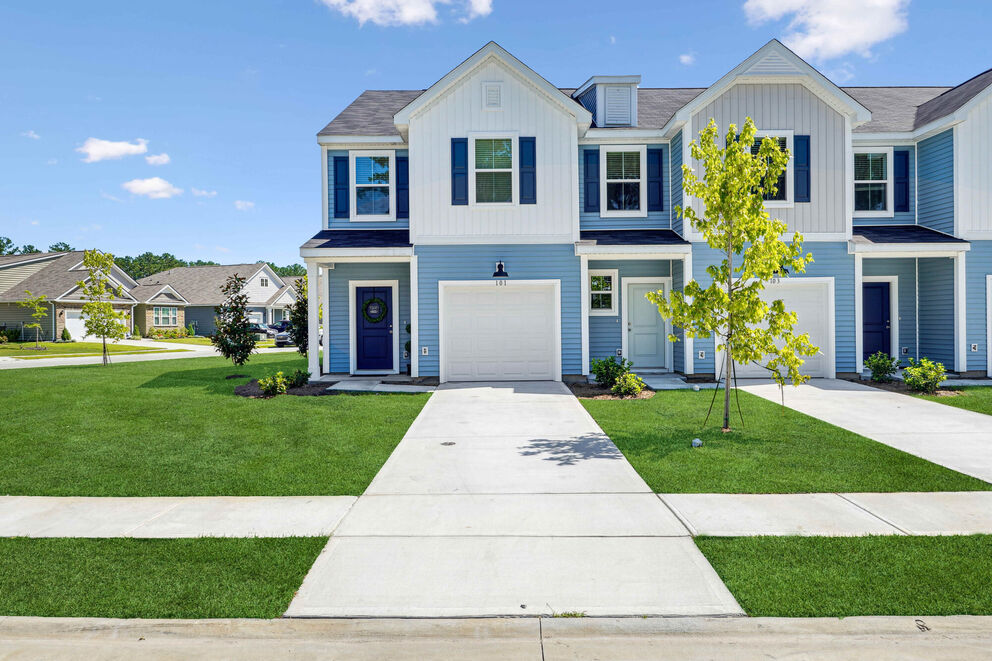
<box><xmin>625</xmin><ymin>281</ymin><xmax>668</xmax><ymax>369</ymax></box>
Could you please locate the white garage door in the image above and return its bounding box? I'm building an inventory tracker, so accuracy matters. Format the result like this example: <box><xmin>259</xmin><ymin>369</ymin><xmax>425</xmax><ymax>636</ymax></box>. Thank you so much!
<box><xmin>441</xmin><ymin>282</ymin><xmax>559</xmax><ymax>382</ymax></box>
<box><xmin>64</xmin><ymin>308</ymin><xmax>92</xmax><ymax>341</ymax></box>
<box><xmin>734</xmin><ymin>280</ymin><xmax>833</xmax><ymax>379</ymax></box>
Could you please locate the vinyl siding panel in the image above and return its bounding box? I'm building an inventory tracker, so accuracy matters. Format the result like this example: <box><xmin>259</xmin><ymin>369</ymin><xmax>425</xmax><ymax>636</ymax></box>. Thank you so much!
<box><xmin>853</xmin><ymin>146</ymin><xmax>916</xmax><ymax>227</ymax></box>
<box><xmin>689</xmin><ymin>83</ymin><xmax>846</xmax><ymax>236</ymax></box>
<box><xmin>327</xmin><ymin>150</ymin><xmax>410</xmax><ymax>230</ymax></box>
<box><xmin>0</xmin><ymin>302</ymin><xmax>55</xmax><ymax>340</ymax></box>
<box><xmin>242</xmin><ymin>268</ymin><xmax>282</xmax><ymax>305</ymax></box>
<box><xmin>863</xmin><ymin>258</ymin><xmax>919</xmax><ymax>362</ymax></box>
<box><xmin>184</xmin><ymin>306</ymin><xmax>217</xmax><ymax>335</ymax></box>
<box><xmin>966</xmin><ymin>241</ymin><xmax>992</xmax><ymax>372</ymax></box>
<box><xmin>959</xmin><ymin>94</ymin><xmax>992</xmax><ymax>236</ymax></box>
<box><xmin>670</xmin><ymin>130</ymin><xmax>684</xmax><ymax>236</ymax></box>
<box><xmin>918</xmin><ymin>257</ymin><xmax>955</xmax><ymax>366</ymax></box>
<box><xmin>917</xmin><ymin>129</ymin><xmax>955</xmax><ymax>235</ymax></box>
<box><xmin>587</xmin><ymin>260</ymin><xmax>672</xmax><ymax>366</ymax></box>
<box><xmin>415</xmin><ymin>244</ymin><xmax>581</xmax><ymax>376</ymax></box>
<box><xmin>579</xmin><ymin>145</ymin><xmax>671</xmax><ymax>230</ymax></box>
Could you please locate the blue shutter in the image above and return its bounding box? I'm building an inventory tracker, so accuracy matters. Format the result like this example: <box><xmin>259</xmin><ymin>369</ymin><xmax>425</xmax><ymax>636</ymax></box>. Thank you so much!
<box><xmin>647</xmin><ymin>148</ymin><xmax>664</xmax><ymax>212</ymax></box>
<box><xmin>333</xmin><ymin>156</ymin><xmax>349</xmax><ymax>218</ymax></box>
<box><xmin>451</xmin><ymin>138</ymin><xmax>468</xmax><ymax>205</ymax></box>
<box><xmin>794</xmin><ymin>135</ymin><xmax>810</xmax><ymax>203</ymax></box>
<box><xmin>396</xmin><ymin>156</ymin><xmax>409</xmax><ymax>219</ymax></box>
<box><xmin>519</xmin><ymin>137</ymin><xmax>536</xmax><ymax>204</ymax></box>
<box><xmin>894</xmin><ymin>150</ymin><xmax>910</xmax><ymax>213</ymax></box>
<box><xmin>583</xmin><ymin>150</ymin><xmax>599</xmax><ymax>213</ymax></box>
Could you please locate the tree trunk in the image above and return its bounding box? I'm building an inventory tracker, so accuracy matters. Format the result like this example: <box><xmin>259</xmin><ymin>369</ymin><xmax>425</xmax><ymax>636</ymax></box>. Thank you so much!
<box><xmin>102</xmin><ymin>334</ymin><xmax>108</xmax><ymax>366</ymax></box>
<box><xmin>723</xmin><ymin>235</ymin><xmax>733</xmax><ymax>431</ymax></box>
<box><xmin>35</xmin><ymin>326</ymin><xmax>40</xmax><ymax>349</ymax></box>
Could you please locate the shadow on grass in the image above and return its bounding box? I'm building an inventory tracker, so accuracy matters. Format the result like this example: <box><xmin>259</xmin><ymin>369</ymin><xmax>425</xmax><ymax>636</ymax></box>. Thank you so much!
<box><xmin>136</xmin><ymin>358</ymin><xmax>309</xmax><ymax>395</ymax></box>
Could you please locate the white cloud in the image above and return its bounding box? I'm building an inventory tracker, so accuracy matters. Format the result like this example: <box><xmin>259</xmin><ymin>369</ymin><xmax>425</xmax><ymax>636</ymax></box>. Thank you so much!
<box><xmin>21</xmin><ymin>130</ymin><xmax>40</xmax><ymax>139</ymax></box>
<box><xmin>192</xmin><ymin>188</ymin><xmax>217</xmax><ymax>198</ymax></box>
<box><xmin>30</xmin><ymin>220</ymin><xmax>39</xmax><ymax>226</ymax></box>
<box><xmin>743</xmin><ymin>0</ymin><xmax>909</xmax><ymax>61</ymax></box>
<box><xmin>234</xmin><ymin>200</ymin><xmax>255</xmax><ymax>211</ymax></box>
<box><xmin>145</xmin><ymin>153</ymin><xmax>170</xmax><ymax>166</ymax></box>
<box><xmin>609</xmin><ymin>35</ymin><xmax>616</xmax><ymax>45</ymax></box>
<box><xmin>121</xmin><ymin>177</ymin><xmax>182</xmax><ymax>199</ymax></box>
<box><xmin>319</xmin><ymin>0</ymin><xmax>490</xmax><ymax>26</ymax></box>
<box><xmin>100</xmin><ymin>191</ymin><xmax>124</xmax><ymax>203</ymax></box>
<box><xmin>46</xmin><ymin>158</ymin><xmax>58</xmax><ymax>166</ymax></box>
<box><xmin>679</xmin><ymin>53</ymin><xmax>695</xmax><ymax>65</ymax></box>
<box><xmin>77</xmin><ymin>137</ymin><xmax>148</xmax><ymax>163</ymax></box>
<box><xmin>80</xmin><ymin>223</ymin><xmax>103</xmax><ymax>232</ymax></box>
<box><xmin>215</xmin><ymin>245</ymin><xmax>230</xmax><ymax>253</ymax></box>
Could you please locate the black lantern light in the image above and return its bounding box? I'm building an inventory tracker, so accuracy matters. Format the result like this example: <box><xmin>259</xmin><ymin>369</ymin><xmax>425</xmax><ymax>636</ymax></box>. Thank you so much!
<box><xmin>492</xmin><ymin>260</ymin><xmax>509</xmax><ymax>278</ymax></box>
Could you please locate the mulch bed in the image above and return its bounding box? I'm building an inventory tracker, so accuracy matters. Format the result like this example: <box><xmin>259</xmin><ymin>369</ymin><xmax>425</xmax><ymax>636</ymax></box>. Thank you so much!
<box><xmin>568</xmin><ymin>382</ymin><xmax>655</xmax><ymax>400</ymax></box>
<box><xmin>234</xmin><ymin>379</ymin><xmax>334</xmax><ymax>398</ymax></box>
<box><xmin>859</xmin><ymin>379</ymin><xmax>961</xmax><ymax>397</ymax></box>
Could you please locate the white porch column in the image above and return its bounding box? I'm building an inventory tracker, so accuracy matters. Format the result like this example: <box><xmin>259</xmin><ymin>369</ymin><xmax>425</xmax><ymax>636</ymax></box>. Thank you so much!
<box><xmin>955</xmin><ymin>252</ymin><xmax>967</xmax><ymax>373</ymax></box>
<box><xmin>854</xmin><ymin>254</ymin><xmax>864</xmax><ymax>375</ymax></box>
<box><xmin>306</xmin><ymin>260</ymin><xmax>320</xmax><ymax>378</ymax></box>
<box><xmin>410</xmin><ymin>255</ymin><xmax>419</xmax><ymax>378</ymax></box>
<box><xmin>322</xmin><ymin>266</ymin><xmax>331</xmax><ymax>375</ymax></box>
<box><xmin>683</xmin><ymin>251</ymin><xmax>694</xmax><ymax>376</ymax></box>
<box><xmin>580</xmin><ymin>255</ymin><xmax>589</xmax><ymax>375</ymax></box>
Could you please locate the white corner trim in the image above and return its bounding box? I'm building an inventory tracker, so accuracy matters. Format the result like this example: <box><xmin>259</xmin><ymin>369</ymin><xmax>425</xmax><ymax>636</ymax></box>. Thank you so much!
<box><xmin>620</xmin><ymin>276</ymin><xmax>673</xmax><ymax>371</ymax></box>
<box><xmin>580</xmin><ymin>256</ymin><xmax>590</xmax><ymax>375</ymax></box>
<box><xmin>306</xmin><ymin>262</ymin><xmax>320</xmax><ymax>377</ymax></box>
<box><xmin>588</xmin><ymin>268</ymin><xmax>619</xmax><ymax>316</ymax></box>
<box><xmin>599</xmin><ymin>144</ymin><xmax>647</xmax><ymax>218</ymax></box>
<box><xmin>987</xmin><ymin>274</ymin><xmax>992</xmax><ymax>377</ymax></box>
<box><xmin>348</xmin><ymin>279</ymin><xmax>401</xmax><ymax>376</ymax></box>
<box><xmin>954</xmin><ymin>253</ymin><xmax>967</xmax><ymax>373</ymax></box>
<box><xmin>410</xmin><ymin>255</ymin><xmax>419</xmax><ymax>378</ymax></box>
<box><xmin>863</xmin><ymin>275</ymin><xmax>900</xmax><ymax>362</ymax></box>
<box><xmin>854</xmin><ymin>255</ymin><xmax>864</xmax><ymax>374</ymax></box>
<box><xmin>683</xmin><ymin>251</ymin><xmax>694</xmax><ymax>376</ymax></box>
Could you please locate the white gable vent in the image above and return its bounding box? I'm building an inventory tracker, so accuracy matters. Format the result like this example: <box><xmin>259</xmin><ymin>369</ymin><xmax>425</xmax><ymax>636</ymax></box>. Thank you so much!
<box><xmin>483</xmin><ymin>82</ymin><xmax>503</xmax><ymax>110</ymax></box>
<box><xmin>604</xmin><ymin>85</ymin><xmax>632</xmax><ymax>125</ymax></box>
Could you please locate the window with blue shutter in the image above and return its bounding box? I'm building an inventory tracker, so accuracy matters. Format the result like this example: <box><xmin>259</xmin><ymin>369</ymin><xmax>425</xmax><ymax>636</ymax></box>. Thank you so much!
<box><xmin>451</xmin><ymin>138</ymin><xmax>468</xmax><ymax>205</ymax></box>
<box><xmin>894</xmin><ymin>150</ymin><xmax>910</xmax><ymax>213</ymax></box>
<box><xmin>647</xmin><ymin>148</ymin><xmax>664</xmax><ymax>212</ymax></box>
<box><xmin>519</xmin><ymin>137</ymin><xmax>536</xmax><ymax>204</ymax></box>
<box><xmin>396</xmin><ymin>156</ymin><xmax>409</xmax><ymax>219</ymax></box>
<box><xmin>583</xmin><ymin>150</ymin><xmax>599</xmax><ymax>213</ymax></box>
<box><xmin>794</xmin><ymin>135</ymin><xmax>810</xmax><ymax>203</ymax></box>
<box><xmin>333</xmin><ymin>156</ymin><xmax>349</xmax><ymax>218</ymax></box>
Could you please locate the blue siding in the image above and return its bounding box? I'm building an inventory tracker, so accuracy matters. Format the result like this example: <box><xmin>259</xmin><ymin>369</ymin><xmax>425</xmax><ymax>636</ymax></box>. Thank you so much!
<box><xmin>415</xmin><ymin>244</ymin><xmax>582</xmax><ymax>377</ymax></box>
<box><xmin>579</xmin><ymin>145</ymin><xmax>671</xmax><ymax>230</ymax></box>
<box><xmin>587</xmin><ymin>260</ymin><xmax>673</xmax><ymax>367</ymax></box>
<box><xmin>184</xmin><ymin>306</ymin><xmax>217</xmax><ymax>336</ymax></box>
<box><xmin>853</xmin><ymin>146</ymin><xmax>916</xmax><ymax>227</ymax></box>
<box><xmin>918</xmin><ymin>257</ymin><xmax>955</xmax><ymax>367</ymax></box>
<box><xmin>918</xmin><ymin>130</ymin><xmax>954</xmax><ymax>235</ymax></box>
<box><xmin>577</xmin><ymin>87</ymin><xmax>596</xmax><ymax>119</ymax></box>
<box><xmin>671</xmin><ymin>131</ymin><xmax>684</xmax><ymax>236</ymax></box>
<box><xmin>863</xmin><ymin>258</ymin><xmax>918</xmax><ymax>363</ymax></box>
<box><xmin>326</xmin><ymin>149</ymin><xmax>410</xmax><ymax>229</ymax></box>
<box><xmin>326</xmin><ymin>262</ymin><xmax>411</xmax><ymax>373</ymax></box>
<box><xmin>689</xmin><ymin>241</ymin><xmax>856</xmax><ymax>375</ymax></box>
<box><xmin>967</xmin><ymin>241</ymin><xmax>992</xmax><ymax>373</ymax></box>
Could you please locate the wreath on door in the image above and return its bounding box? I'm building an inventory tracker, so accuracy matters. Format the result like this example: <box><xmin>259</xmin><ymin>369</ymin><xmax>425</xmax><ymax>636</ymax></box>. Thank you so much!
<box><xmin>362</xmin><ymin>297</ymin><xmax>388</xmax><ymax>323</ymax></box>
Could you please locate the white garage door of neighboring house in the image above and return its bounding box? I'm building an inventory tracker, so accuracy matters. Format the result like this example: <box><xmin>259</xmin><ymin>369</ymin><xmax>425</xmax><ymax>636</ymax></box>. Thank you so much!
<box><xmin>440</xmin><ymin>281</ymin><xmax>560</xmax><ymax>382</ymax></box>
<box><xmin>734</xmin><ymin>279</ymin><xmax>834</xmax><ymax>379</ymax></box>
<box><xmin>64</xmin><ymin>308</ymin><xmax>91</xmax><ymax>341</ymax></box>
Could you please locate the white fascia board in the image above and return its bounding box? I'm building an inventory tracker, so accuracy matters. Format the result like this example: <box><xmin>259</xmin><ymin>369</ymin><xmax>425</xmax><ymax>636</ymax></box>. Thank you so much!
<box><xmin>572</xmin><ymin>75</ymin><xmax>641</xmax><ymax>98</ymax></box>
<box><xmin>581</xmin><ymin>128</ymin><xmax>668</xmax><ymax>142</ymax></box>
<box><xmin>145</xmin><ymin>284</ymin><xmax>190</xmax><ymax>305</ymax></box>
<box><xmin>317</xmin><ymin>135</ymin><xmax>406</xmax><ymax>146</ymax></box>
<box><xmin>852</xmin><ymin>118</ymin><xmax>963</xmax><ymax>143</ymax></box>
<box><xmin>300</xmin><ymin>247</ymin><xmax>414</xmax><ymax>261</ymax></box>
<box><xmin>847</xmin><ymin>241</ymin><xmax>970</xmax><ymax>256</ymax></box>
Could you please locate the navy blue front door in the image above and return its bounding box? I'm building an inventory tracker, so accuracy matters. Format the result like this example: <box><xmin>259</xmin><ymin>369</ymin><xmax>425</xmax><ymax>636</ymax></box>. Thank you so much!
<box><xmin>356</xmin><ymin>286</ymin><xmax>393</xmax><ymax>371</ymax></box>
<box><xmin>863</xmin><ymin>282</ymin><xmax>891</xmax><ymax>360</ymax></box>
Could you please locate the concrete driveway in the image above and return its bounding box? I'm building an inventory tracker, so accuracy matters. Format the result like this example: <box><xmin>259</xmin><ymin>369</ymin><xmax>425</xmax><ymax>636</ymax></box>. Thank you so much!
<box><xmin>739</xmin><ymin>379</ymin><xmax>992</xmax><ymax>484</ymax></box>
<box><xmin>287</xmin><ymin>381</ymin><xmax>741</xmax><ymax>618</ymax></box>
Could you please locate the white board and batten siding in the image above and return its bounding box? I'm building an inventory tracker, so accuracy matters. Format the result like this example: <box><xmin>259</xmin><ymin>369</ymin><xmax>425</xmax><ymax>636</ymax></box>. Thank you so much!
<box><xmin>241</xmin><ymin>266</ymin><xmax>282</xmax><ymax>304</ymax></box>
<box><xmin>958</xmin><ymin>92</ymin><xmax>992</xmax><ymax>238</ymax></box>
<box><xmin>688</xmin><ymin>83</ymin><xmax>847</xmax><ymax>237</ymax></box>
<box><xmin>408</xmin><ymin>58</ymin><xmax>578</xmax><ymax>244</ymax></box>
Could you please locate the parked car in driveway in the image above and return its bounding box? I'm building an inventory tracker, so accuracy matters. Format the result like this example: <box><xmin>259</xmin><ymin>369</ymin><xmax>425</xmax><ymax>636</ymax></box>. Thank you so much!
<box><xmin>267</xmin><ymin>319</ymin><xmax>292</xmax><ymax>338</ymax></box>
<box><xmin>275</xmin><ymin>323</ymin><xmax>295</xmax><ymax>347</ymax></box>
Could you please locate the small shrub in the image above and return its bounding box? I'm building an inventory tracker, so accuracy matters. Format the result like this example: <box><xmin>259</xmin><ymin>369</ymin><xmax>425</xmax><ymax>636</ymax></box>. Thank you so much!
<box><xmin>0</xmin><ymin>334</ymin><xmax>7</xmax><ymax>344</ymax></box>
<box><xmin>257</xmin><ymin>371</ymin><xmax>288</xmax><ymax>396</ymax></box>
<box><xmin>289</xmin><ymin>369</ymin><xmax>310</xmax><ymax>388</ymax></box>
<box><xmin>865</xmin><ymin>351</ymin><xmax>899</xmax><ymax>383</ymax></box>
<box><xmin>131</xmin><ymin>328</ymin><xmax>141</xmax><ymax>339</ymax></box>
<box><xmin>590</xmin><ymin>356</ymin><xmax>633</xmax><ymax>389</ymax></box>
<box><xmin>61</xmin><ymin>327</ymin><xmax>72</xmax><ymax>342</ymax></box>
<box><xmin>903</xmin><ymin>357</ymin><xmax>946</xmax><ymax>395</ymax></box>
<box><xmin>186</xmin><ymin>323</ymin><xmax>196</xmax><ymax>336</ymax></box>
<box><xmin>611</xmin><ymin>372</ymin><xmax>646</xmax><ymax>398</ymax></box>
<box><xmin>1</xmin><ymin>328</ymin><xmax>21</xmax><ymax>342</ymax></box>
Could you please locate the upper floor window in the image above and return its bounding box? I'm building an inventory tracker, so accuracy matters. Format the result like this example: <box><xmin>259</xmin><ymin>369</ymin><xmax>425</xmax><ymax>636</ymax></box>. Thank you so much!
<box><xmin>600</xmin><ymin>145</ymin><xmax>646</xmax><ymax>217</ymax></box>
<box><xmin>153</xmin><ymin>306</ymin><xmax>178</xmax><ymax>327</ymax></box>
<box><xmin>350</xmin><ymin>151</ymin><xmax>395</xmax><ymax>221</ymax></box>
<box><xmin>854</xmin><ymin>147</ymin><xmax>894</xmax><ymax>217</ymax></box>
<box><xmin>472</xmin><ymin>136</ymin><xmax>515</xmax><ymax>205</ymax></box>
<box><xmin>750</xmin><ymin>132</ymin><xmax>793</xmax><ymax>207</ymax></box>
<box><xmin>260</xmin><ymin>277</ymin><xmax>269</xmax><ymax>288</ymax></box>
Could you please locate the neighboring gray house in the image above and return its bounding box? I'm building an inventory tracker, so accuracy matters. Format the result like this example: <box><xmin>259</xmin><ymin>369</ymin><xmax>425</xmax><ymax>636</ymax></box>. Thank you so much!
<box><xmin>137</xmin><ymin>262</ymin><xmax>295</xmax><ymax>335</ymax></box>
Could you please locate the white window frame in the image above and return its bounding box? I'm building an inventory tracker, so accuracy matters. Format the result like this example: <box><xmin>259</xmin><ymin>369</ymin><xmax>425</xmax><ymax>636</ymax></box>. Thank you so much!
<box><xmin>350</xmin><ymin>150</ymin><xmax>396</xmax><ymax>222</ymax></box>
<box><xmin>469</xmin><ymin>132</ymin><xmax>517</xmax><ymax>207</ymax></box>
<box><xmin>482</xmin><ymin>82</ymin><xmax>503</xmax><ymax>111</ymax></box>
<box><xmin>260</xmin><ymin>277</ymin><xmax>269</xmax><ymax>288</ymax></box>
<box><xmin>153</xmin><ymin>306</ymin><xmax>178</xmax><ymax>327</ymax></box>
<box><xmin>589</xmin><ymin>269</ymin><xmax>619</xmax><ymax>316</ymax></box>
<box><xmin>600</xmin><ymin>144</ymin><xmax>647</xmax><ymax>218</ymax></box>
<box><xmin>753</xmin><ymin>130</ymin><xmax>794</xmax><ymax>209</ymax></box>
<box><xmin>853</xmin><ymin>146</ymin><xmax>894</xmax><ymax>218</ymax></box>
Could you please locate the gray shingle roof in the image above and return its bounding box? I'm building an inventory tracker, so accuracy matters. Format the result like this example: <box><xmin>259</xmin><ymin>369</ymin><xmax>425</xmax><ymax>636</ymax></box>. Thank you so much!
<box><xmin>842</xmin><ymin>87</ymin><xmax>950</xmax><ymax>132</ymax></box>
<box><xmin>915</xmin><ymin>68</ymin><xmax>992</xmax><ymax>128</ymax></box>
<box><xmin>301</xmin><ymin>229</ymin><xmax>411</xmax><ymax>250</ymax></box>
<box><xmin>137</xmin><ymin>263</ymin><xmax>266</xmax><ymax>306</ymax></box>
<box><xmin>0</xmin><ymin>251</ymin><xmax>64</xmax><ymax>267</ymax></box>
<box><xmin>0</xmin><ymin>252</ymin><xmax>136</xmax><ymax>303</ymax></box>
<box><xmin>318</xmin><ymin>90</ymin><xmax>424</xmax><ymax>137</ymax></box>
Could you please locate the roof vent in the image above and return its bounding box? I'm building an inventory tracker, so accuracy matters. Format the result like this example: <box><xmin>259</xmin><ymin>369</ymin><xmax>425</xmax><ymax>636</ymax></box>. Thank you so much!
<box><xmin>483</xmin><ymin>82</ymin><xmax>502</xmax><ymax>110</ymax></box>
<box><xmin>571</xmin><ymin>76</ymin><xmax>640</xmax><ymax>127</ymax></box>
<box><xmin>604</xmin><ymin>85</ymin><xmax>632</xmax><ymax>126</ymax></box>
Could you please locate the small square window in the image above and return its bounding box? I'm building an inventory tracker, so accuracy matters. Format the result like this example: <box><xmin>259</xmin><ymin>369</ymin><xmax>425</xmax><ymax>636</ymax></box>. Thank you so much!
<box><xmin>260</xmin><ymin>277</ymin><xmax>269</xmax><ymax>288</ymax></box>
<box><xmin>589</xmin><ymin>270</ymin><xmax>618</xmax><ymax>316</ymax></box>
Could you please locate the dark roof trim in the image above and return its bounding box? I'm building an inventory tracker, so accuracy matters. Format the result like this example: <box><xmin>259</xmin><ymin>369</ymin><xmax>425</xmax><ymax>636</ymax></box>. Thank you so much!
<box><xmin>853</xmin><ymin>225</ymin><xmax>968</xmax><ymax>244</ymax></box>
<box><xmin>579</xmin><ymin>229</ymin><xmax>689</xmax><ymax>246</ymax></box>
<box><xmin>301</xmin><ymin>229</ymin><xmax>412</xmax><ymax>250</ymax></box>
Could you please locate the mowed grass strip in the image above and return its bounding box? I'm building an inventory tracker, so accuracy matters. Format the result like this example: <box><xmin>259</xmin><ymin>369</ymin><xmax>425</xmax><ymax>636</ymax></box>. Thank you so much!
<box><xmin>917</xmin><ymin>386</ymin><xmax>992</xmax><ymax>416</ymax></box>
<box><xmin>0</xmin><ymin>537</ymin><xmax>326</xmax><ymax>618</ymax></box>
<box><xmin>0</xmin><ymin>341</ymin><xmax>176</xmax><ymax>357</ymax></box>
<box><xmin>696</xmin><ymin>535</ymin><xmax>992</xmax><ymax>617</ymax></box>
<box><xmin>581</xmin><ymin>389</ymin><xmax>991</xmax><ymax>493</ymax></box>
<box><xmin>0</xmin><ymin>353</ymin><xmax>429</xmax><ymax>496</ymax></box>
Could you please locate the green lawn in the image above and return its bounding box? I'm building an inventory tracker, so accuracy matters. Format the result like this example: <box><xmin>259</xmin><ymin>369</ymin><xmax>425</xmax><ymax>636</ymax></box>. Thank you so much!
<box><xmin>0</xmin><ymin>537</ymin><xmax>325</xmax><ymax>618</ymax></box>
<box><xmin>581</xmin><ymin>389</ymin><xmax>990</xmax><ymax>493</ymax></box>
<box><xmin>917</xmin><ymin>386</ymin><xmax>992</xmax><ymax>416</ymax></box>
<box><xmin>697</xmin><ymin>535</ymin><xmax>992</xmax><ymax>617</ymax></box>
<box><xmin>0</xmin><ymin>353</ymin><xmax>429</xmax><ymax>495</ymax></box>
<box><xmin>157</xmin><ymin>337</ymin><xmax>277</xmax><ymax>348</ymax></box>
<box><xmin>0</xmin><ymin>341</ymin><xmax>179</xmax><ymax>358</ymax></box>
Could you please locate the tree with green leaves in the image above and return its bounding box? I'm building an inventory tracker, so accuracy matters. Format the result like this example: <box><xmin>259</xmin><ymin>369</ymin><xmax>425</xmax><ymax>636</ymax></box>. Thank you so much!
<box><xmin>0</xmin><ymin>237</ymin><xmax>16</xmax><ymax>255</ymax></box>
<box><xmin>266</xmin><ymin>262</ymin><xmax>306</xmax><ymax>277</ymax></box>
<box><xmin>647</xmin><ymin>117</ymin><xmax>818</xmax><ymax>432</ymax></box>
<box><xmin>18</xmin><ymin>244</ymin><xmax>41</xmax><ymax>254</ymax></box>
<box><xmin>48</xmin><ymin>242</ymin><xmax>74</xmax><ymax>252</ymax></box>
<box><xmin>77</xmin><ymin>250</ymin><xmax>130</xmax><ymax>365</ymax></box>
<box><xmin>288</xmin><ymin>276</ymin><xmax>308</xmax><ymax>357</ymax></box>
<box><xmin>16</xmin><ymin>291</ymin><xmax>48</xmax><ymax>349</ymax></box>
<box><xmin>211</xmin><ymin>274</ymin><xmax>256</xmax><ymax>366</ymax></box>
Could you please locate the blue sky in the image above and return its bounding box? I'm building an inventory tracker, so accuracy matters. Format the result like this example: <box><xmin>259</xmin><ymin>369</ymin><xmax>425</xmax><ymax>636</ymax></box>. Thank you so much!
<box><xmin>2</xmin><ymin>1</ymin><xmax>989</xmax><ymax>266</ymax></box>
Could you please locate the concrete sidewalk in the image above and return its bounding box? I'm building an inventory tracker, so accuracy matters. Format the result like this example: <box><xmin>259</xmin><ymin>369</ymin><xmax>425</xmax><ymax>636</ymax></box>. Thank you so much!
<box><xmin>2</xmin><ymin>616</ymin><xmax>990</xmax><ymax>660</ymax></box>
<box><xmin>739</xmin><ymin>379</ymin><xmax>992</xmax><ymax>484</ymax></box>
<box><xmin>287</xmin><ymin>381</ymin><xmax>742</xmax><ymax>618</ymax></box>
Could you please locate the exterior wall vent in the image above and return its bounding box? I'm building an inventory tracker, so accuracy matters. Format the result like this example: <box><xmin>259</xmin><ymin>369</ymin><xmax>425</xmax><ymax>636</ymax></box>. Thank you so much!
<box><xmin>483</xmin><ymin>82</ymin><xmax>502</xmax><ymax>110</ymax></box>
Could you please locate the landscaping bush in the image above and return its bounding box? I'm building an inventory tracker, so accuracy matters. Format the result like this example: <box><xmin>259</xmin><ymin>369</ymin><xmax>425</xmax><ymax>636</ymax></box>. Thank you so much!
<box><xmin>131</xmin><ymin>328</ymin><xmax>141</xmax><ymax>340</ymax></box>
<box><xmin>611</xmin><ymin>372</ymin><xmax>646</xmax><ymax>398</ymax></box>
<box><xmin>148</xmin><ymin>327</ymin><xmax>189</xmax><ymax>339</ymax></box>
<box><xmin>257</xmin><ymin>371</ymin><xmax>288</xmax><ymax>397</ymax></box>
<box><xmin>865</xmin><ymin>351</ymin><xmax>899</xmax><ymax>383</ymax></box>
<box><xmin>61</xmin><ymin>327</ymin><xmax>72</xmax><ymax>342</ymax></box>
<box><xmin>289</xmin><ymin>369</ymin><xmax>310</xmax><ymax>388</ymax></box>
<box><xmin>0</xmin><ymin>334</ymin><xmax>7</xmax><ymax>344</ymax></box>
<box><xmin>590</xmin><ymin>356</ymin><xmax>633</xmax><ymax>389</ymax></box>
<box><xmin>903</xmin><ymin>357</ymin><xmax>946</xmax><ymax>395</ymax></box>
<box><xmin>1</xmin><ymin>328</ymin><xmax>21</xmax><ymax>342</ymax></box>
<box><xmin>186</xmin><ymin>323</ymin><xmax>196</xmax><ymax>337</ymax></box>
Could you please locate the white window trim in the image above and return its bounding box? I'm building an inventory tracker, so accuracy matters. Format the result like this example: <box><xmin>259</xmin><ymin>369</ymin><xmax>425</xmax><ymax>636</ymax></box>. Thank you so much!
<box><xmin>260</xmin><ymin>277</ymin><xmax>269</xmax><ymax>288</ymax></box>
<box><xmin>853</xmin><ymin>146</ymin><xmax>895</xmax><ymax>218</ymax></box>
<box><xmin>753</xmin><ymin>130</ymin><xmax>794</xmax><ymax>209</ymax></box>
<box><xmin>153</xmin><ymin>306</ymin><xmax>178</xmax><ymax>327</ymax></box>
<box><xmin>469</xmin><ymin>133</ymin><xmax>518</xmax><ymax>207</ymax></box>
<box><xmin>482</xmin><ymin>82</ymin><xmax>503</xmax><ymax>111</ymax></box>
<box><xmin>349</xmin><ymin>150</ymin><xmax>396</xmax><ymax>222</ymax></box>
<box><xmin>589</xmin><ymin>269</ymin><xmax>619</xmax><ymax>316</ymax></box>
<box><xmin>600</xmin><ymin>144</ymin><xmax>647</xmax><ymax>218</ymax></box>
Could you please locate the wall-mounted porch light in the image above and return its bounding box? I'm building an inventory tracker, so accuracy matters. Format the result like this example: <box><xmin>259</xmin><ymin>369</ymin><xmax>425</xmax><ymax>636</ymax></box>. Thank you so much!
<box><xmin>492</xmin><ymin>260</ymin><xmax>509</xmax><ymax>278</ymax></box>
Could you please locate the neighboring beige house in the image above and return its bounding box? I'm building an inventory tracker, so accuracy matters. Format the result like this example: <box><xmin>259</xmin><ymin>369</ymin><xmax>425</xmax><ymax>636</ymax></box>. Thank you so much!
<box><xmin>129</xmin><ymin>284</ymin><xmax>190</xmax><ymax>336</ymax></box>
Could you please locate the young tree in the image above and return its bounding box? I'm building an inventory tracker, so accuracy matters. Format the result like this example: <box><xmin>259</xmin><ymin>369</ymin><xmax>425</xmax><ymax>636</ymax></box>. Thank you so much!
<box><xmin>16</xmin><ymin>291</ymin><xmax>48</xmax><ymax>349</ymax></box>
<box><xmin>211</xmin><ymin>274</ymin><xmax>256</xmax><ymax>366</ymax></box>
<box><xmin>287</xmin><ymin>276</ymin><xmax>308</xmax><ymax>357</ymax></box>
<box><xmin>77</xmin><ymin>250</ymin><xmax>129</xmax><ymax>365</ymax></box>
<box><xmin>48</xmin><ymin>242</ymin><xmax>74</xmax><ymax>252</ymax></box>
<box><xmin>0</xmin><ymin>237</ymin><xmax>16</xmax><ymax>255</ymax></box>
<box><xmin>648</xmin><ymin>117</ymin><xmax>818</xmax><ymax>431</ymax></box>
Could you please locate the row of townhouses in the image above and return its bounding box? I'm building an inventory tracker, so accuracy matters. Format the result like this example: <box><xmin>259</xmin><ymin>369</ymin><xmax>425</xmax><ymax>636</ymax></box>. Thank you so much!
<box><xmin>299</xmin><ymin>40</ymin><xmax>992</xmax><ymax>383</ymax></box>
